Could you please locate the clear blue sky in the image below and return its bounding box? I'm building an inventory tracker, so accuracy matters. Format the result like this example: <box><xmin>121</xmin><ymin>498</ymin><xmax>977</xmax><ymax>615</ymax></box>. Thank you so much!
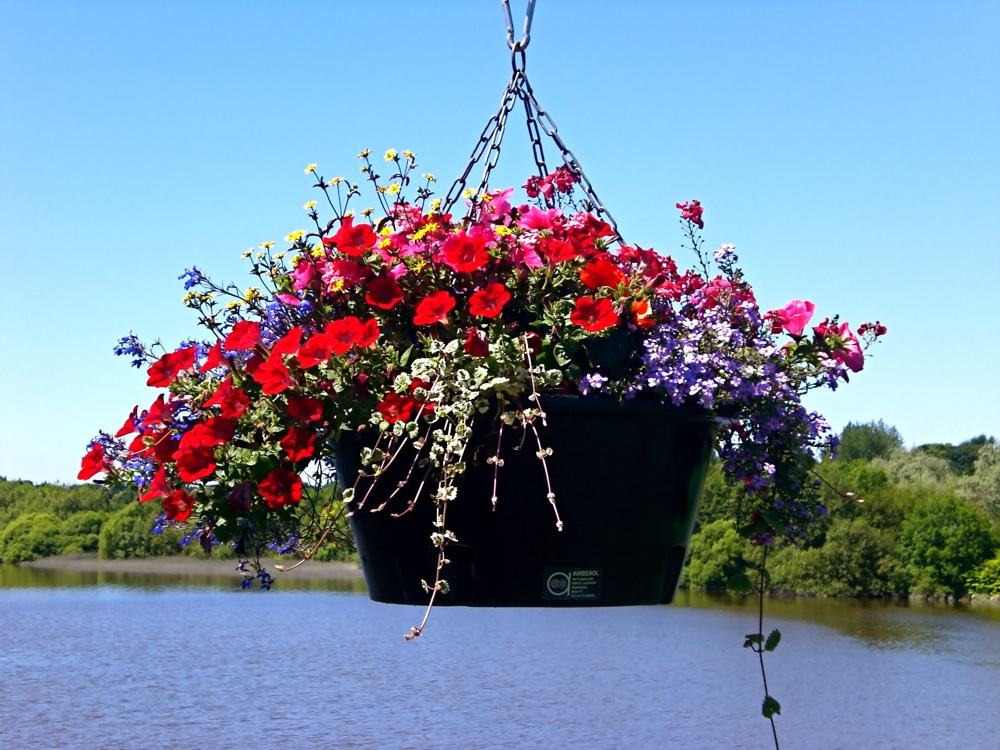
<box><xmin>2</xmin><ymin>1</ymin><xmax>998</xmax><ymax>485</ymax></box>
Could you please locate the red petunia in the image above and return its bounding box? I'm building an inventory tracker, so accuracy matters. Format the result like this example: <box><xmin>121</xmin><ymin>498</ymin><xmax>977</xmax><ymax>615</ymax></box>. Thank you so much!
<box><xmin>286</xmin><ymin>395</ymin><xmax>324</xmax><ymax>422</ymax></box>
<box><xmin>464</xmin><ymin>327</ymin><xmax>490</xmax><ymax>357</ymax></box>
<box><xmin>413</xmin><ymin>290</ymin><xmax>455</xmax><ymax>326</ymax></box>
<box><xmin>174</xmin><ymin>445</ymin><xmax>217</xmax><ymax>483</ymax></box>
<box><xmin>258</xmin><ymin>467</ymin><xmax>303</xmax><ymax>509</ymax></box>
<box><xmin>199</xmin><ymin>341</ymin><xmax>226</xmax><ymax>372</ymax></box>
<box><xmin>270</xmin><ymin>327</ymin><xmax>303</xmax><ymax>356</ymax></box>
<box><xmin>329</xmin><ymin>216</ymin><xmax>377</xmax><ymax>257</ymax></box>
<box><xmin>326</xmin><ymin>316</ymin><xmax>367</xmax><ymax>356</ymax></box>
<box><xmin>253</xmin><ymin>355</ymin><xmax>296</xmax><ymax>395</ymax></box>
<box><xmin>146</xmin><ymin>347</ymin><xmax>197</xmax><ymax>387</ymax></box>
<box><xmin>224</xmin><ymin>321</ymin><xmax>262</xmax><ymax>351</ymax></box>
<box><xmin>538</xmin><ymin>237</ymin><xmax>580</xmax><ymax>264</ymax></box>
<box><xmin>115</xmin><ymin>406</ymin><xmax>140</xmax><ymax>438</ymax></box>
<box><xmin>280</xmin><ymin>427</ymin><xmax>316</xmax><ymax>463</ymax></box>
<box><xmin>365</xmin><ymin>276</ymin><xmax>405</xmax><ymax>310</ymax></box>
<box><xmin>579</xmin><ymin>258</ymin><xmax>626</xmax><ymax>291</ymax></box>
<box><xmin>203</xmin><ymin>377</ymin><xmax>251</xmax><ymax>419</ymax></box>
<box><xmin>178</xmin><ymin>416</ymin><xmax>236</xmax><ymax>453</ymax></box>
<box><xmin>376</xmin><ymin>392</ymin><xmax>417</xmax><ymax>424</ymax></box>
<box><xmin>468</xmin><ymin>283</ymin><xmax>511</xmax><ymax>318</ymax></box>
<box><xmin>162</xmin><ymin>489</ymin><xmax>196</xmax><ymax>522</ymax></box>
<box><xmin>78</xmin><ymin>443</ymin><xmax>108</xmax><ymax>480</ymax></box>
<box><xmin>441</xmin><ymin>232</ymin><xmax>490</xmax><ymax>273</ymax></box>
<box><xmin>296</xmin><ymin>332</ymin><xmax>334</xmax><ymax>369</ymax></box>
<box><xmin>140</xmin><ymin>466</ymin><xmax>173</xmax><ymax>503</ymax></box>
<box><xmin>570</xmin><ymin>296</ymin><xmax>619</xmax><ymax>333</ymax></box>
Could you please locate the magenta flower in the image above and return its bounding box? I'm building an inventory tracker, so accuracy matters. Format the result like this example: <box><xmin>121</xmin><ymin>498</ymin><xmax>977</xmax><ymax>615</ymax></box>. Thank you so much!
<box><xmin>768</xmin><ymin>300</ymin><xmax>816</xmax><ymax>337</ymax></box>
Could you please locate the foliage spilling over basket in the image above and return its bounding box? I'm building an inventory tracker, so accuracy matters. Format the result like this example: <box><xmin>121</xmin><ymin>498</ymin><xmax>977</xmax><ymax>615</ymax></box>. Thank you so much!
<box><xmin>81</xmin><ymin>150</ymin><xmax>885</xmax><ymax>601</ymax></box>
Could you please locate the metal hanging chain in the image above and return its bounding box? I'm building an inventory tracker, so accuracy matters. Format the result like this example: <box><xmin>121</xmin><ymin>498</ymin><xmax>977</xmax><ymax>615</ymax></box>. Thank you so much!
<box><xmin>442</xmin><ymin>71</ymin><xmax>523</xmax><ymax>213</ymax></box>
<box><xmin>445</xmin><ymin>0</ymin><xmax>623</xmax><ymax>243</ymax></box>
<box><xmin>518</xmin><ymin>75</ymin><xmax>623</xmax><ymax>243</ymax></box>
<box><xmin>503</xmin><ymin>0</ymin><xmax>536</xmax><ymax>52</ymax></box>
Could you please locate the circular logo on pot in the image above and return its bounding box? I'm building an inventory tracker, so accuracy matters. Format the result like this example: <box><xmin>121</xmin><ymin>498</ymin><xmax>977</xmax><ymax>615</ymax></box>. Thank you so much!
<box><xmin>546</xmin><ymin>572</ymin><xmax>571</xmax><ymax>597</ymax></box>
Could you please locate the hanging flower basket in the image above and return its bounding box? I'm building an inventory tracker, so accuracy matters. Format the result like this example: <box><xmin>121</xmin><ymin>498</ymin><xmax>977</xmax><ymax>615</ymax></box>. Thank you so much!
<box><xmin>343</xmin><ymin>395</ymin><xmax>721</xmax><ymax>606</ymax></box>
<box><xmin>79</xmin><ymin>1</ymin><xmax>885</xmax><ymax>641</ymax></box>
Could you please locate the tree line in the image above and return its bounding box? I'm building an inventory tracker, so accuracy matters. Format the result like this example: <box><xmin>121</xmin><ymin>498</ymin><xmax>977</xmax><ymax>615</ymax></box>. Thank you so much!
<box><xmin>3</xmin><ymin>420</ymin><xmax>999</xmax><ymax>599</ymax></box>
<box><xmin>685</xmin><ymin>421</ymin><xmax>1000</xmax><ymax>599</ymax></box>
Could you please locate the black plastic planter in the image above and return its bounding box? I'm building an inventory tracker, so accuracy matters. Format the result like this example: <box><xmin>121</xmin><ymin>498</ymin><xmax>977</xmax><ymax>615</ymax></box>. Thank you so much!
<box><xmin>342</xmin><ymin>396</ymin><xmax>720</xmax><ymax>607</ymax></box>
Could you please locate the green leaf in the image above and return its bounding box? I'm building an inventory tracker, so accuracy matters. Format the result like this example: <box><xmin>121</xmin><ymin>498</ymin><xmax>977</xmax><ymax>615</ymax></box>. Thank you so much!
<box><xmin>552</xmin><ymin>342</ymin><xmax>574</xmax><ymax>366</ymax></box>
<box><xmin>762</xmin><ymin>695</ymin><xmax>781</xmax><ymax>718</ymax></box>
<box><xmin>727</xmin><ymin>573</ymin><xmax>753</xmax><ymax>593</ymax></box>
<box><xmin>743</xmin><ymin>633</ymin><xmax>763</xmax><ymax>649</ymax></box>
<box><xmin>764</xmin><ymin>628</ymin><xmax>782</xmax><ymax>652</ymax></box>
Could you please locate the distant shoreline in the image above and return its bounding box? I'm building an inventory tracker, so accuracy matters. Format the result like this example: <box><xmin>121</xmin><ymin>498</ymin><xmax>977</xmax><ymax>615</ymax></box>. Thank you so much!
<box><xmin>18</xmin><ymin>553</ymin><xmax>365</xmax><ymax>581</ymax></box>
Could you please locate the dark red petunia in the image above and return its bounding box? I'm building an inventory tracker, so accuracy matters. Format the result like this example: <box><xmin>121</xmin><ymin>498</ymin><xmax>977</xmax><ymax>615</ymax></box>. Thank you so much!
<box><xmin>140</xmin><ymin>466</ymin><xmax>173</xmax><ymax>503</ymax></box>
<box><xmin>329</xmin><ymin>216</ymin><xmax>377</xmax><ymax>257</ymax></box>
<box><xmin>464</xmin><ymin>327</ymin><xmax>490</xmax><ymax>357</ymax></box>
<box><xmin>441</xmin><ymin>232</ymin><xmax>490</xmax><ymax>273</ymax></box>
<box><xmin>162</xmin><ymin>489</ymin><xmax>196</xmax><ymax>522</ymax></box>
<box><xmin>579</xmin><ymin>258</ymin><xmax>626</xmax><ymax>291</ymax></box>
<box><xmin>570</xmin><ymin>296</ymin><xmax>619</xmax><ymax>332</ymax></box>
<box><xmin>146</xmin><ymin>346</ymin><xmax>197</xmax><ymax>387</ymax></box>
<box><xmin>376</xmin><ymin>392</ymin><xmax>417</xmax><ymax>424</ymax></box>
<box><xmin>365</xmin><ymin>276</ymin><xmax>405</xmax><ymax>310</ymax></box>
<box><xmin>413</xmin><ymin>290</ymin><xmax>455</xmax><ymax>326</ymax></box>
<box><xmin>356</xmin><ymin>318</ymin><xmax>380</xmax><ymax>348</ymax></box>
<box><xmin>199</xmin><ymin>341</ymin><xmax>226</xmax><ymax>372</ymax></box>
<box><xmin>203</xmin><ymin>377</ymin><xmax>251</xmax><ymax>419</ymax></box>
<box><xmin>280</xmin><ymin>427</ymin><xmax>316</xmax><ymax>463</ymax></box>
<box><xmin>467</xmin><ymin>283</ymin><xmax>511</xmax><ymax>319</ymax></box>
<box><xmin>225</xmin><ymin>321</ymin><xmax>262</xmax><ymax>351</ymax></box>
<box><xmin>253</xmin><ymin>355</ymin><xmax>296</xmax><ymax>395</ymax></box>
<box><xmin>78</xmin><ymin>443</ymin><xmax>108</xmax><ymax>480</ymax></box>
<box><xmin>258</xmin><ymin>467</ymin><xmax>303</xmax><ymax>509</ymax></box>
<box><xmin>140</xmin><ymin>394</ymin><xmax>180</xmax><ymax>428</ymax></box>
<box><xmin>174</xmin><ymin>445</ymin><xmax>217</xmax><ymax>482</ymax></box>
<box><xmin>286</xmin><ymin>395</ymin><xmax>324</xmax><ymax>422</ymax></box>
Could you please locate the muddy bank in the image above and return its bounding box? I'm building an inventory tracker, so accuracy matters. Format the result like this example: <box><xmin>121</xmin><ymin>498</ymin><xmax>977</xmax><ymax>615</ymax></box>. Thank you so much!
<box><xmin>19</xmin><ymin>553</ymin><xmax>364</xmax><ymax>581</ymax></box>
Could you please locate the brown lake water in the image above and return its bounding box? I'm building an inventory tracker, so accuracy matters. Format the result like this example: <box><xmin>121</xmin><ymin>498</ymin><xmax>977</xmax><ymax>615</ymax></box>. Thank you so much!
<box><xmin>1</xmin><ymin>566</ymin><xmax>998</xmax><ymax>749</ymax></box>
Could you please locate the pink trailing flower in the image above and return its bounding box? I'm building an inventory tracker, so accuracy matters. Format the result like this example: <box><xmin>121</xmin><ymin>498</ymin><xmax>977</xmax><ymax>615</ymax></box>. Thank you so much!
<box><xmin>676</xmin><ymin>200</ymin><xmax>704</xmax><ymax>229</ymax></box>
<box><xmin>767</xmin><ymin>300</ymin><xmax>816</xmax><ymax>337</ymax></box>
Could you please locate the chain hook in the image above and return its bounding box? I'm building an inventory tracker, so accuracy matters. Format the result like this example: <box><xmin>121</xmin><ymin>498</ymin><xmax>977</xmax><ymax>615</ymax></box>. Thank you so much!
<box><xmin>503</xmin><ymin>0</ymin><xmax>535</xmax><ymax>52</ymax></box>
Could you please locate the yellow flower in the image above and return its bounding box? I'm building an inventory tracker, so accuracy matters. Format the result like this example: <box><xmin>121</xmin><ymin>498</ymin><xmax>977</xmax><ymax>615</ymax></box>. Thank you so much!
<box><xmin>422</xmin><ymin>173</ymin><xmax>436</xmax><ymax>182</ymax></box>
<box><xmin>430</xmin><ymin>198</ymin><xmax>443</xmax><ymax>211</ymax></box>
<box><xmin>273</xmin><ymin>252</ymin><xmax>286</xmax><ymax>260</ymax></box>
<box><xmin>183</xmin><ymin>292</ymin><xmax>196</xmax><ymax>303</ymax></box>
<box><xmin>284</xmin><ymin>230</ymin><xmax>306</xmax><ymax>243</ymax></box>
<box><xmin>242</xmin><ymin>249</ymin><xmax>253</xmax><ymax>259</ymax></box>
<box><xmin>226</xmin><ymin>301</ymin><xmax>242</xmax><ymax>310</ymax></box>
<box><xmin>495</xmin><ymin>225</ymin><xmax>513</xmax><ymax>237</ymax></box>
<box><xmin>358</xmin><ymin>149</ymin><xmax>371</xmax><ymax>159</ymax></box>
<box><xmin>362</xmin><ymin>208</ymin><xmax>375</xmax><ymax>217</ymax></box>
<box><xmin>244</xmin><ymin>287</ymin><xmax>261</xmax><ymax>302</ymax></box>
<box><xmin>378</xmin><ymin>225</ymin><xmax>393</xmax><ymax>236</ymax></box>
<box><xmin>378</xmin><ymin>238</ymin><xmax>392</xmax><ymax>250</ymax></box>
<box><xmin>411</xmin><ymin>222</ymin><xmax>438</xmax><ymax>241</ymax></box>
<box><xmin>310</xmin><ymin>245</ymin><xmax>324</xmax><ymax>258</ymax></box>
<box><xmin>304</xmin><ymin>163</ymin><xmax>318</xmax><ymax>174</ymax></box>
<box><xmin>260</xmin><ymin>241</ymin><xmax>274</xmax><ymax>250</ymax></box>
<box><xmin>330</xmin><ymin>177</ymin><xmax>343</xmax><ymax>186</ymax></box>
<box><xmin>329</xmin><ymin>279</ymin><xmax>344</xmax><ymax>293</ymax></box>
<box><xmin>402</xmin><ymin>150</ymin><xmax>415</xmax><ymax>160</ymax></box>
<box><xmin>386</xmin><ymin>182</ymin><xmax>401</xmax><ymax>195</ymax></box>
<box><xmin>384</xmin><ymin>149</ymin><xmax>397</xmax><ymax>162</ymax></box>
<box><xmin>462</xmin><ymin>188</ymin><xmax>475</xmax><ymax>198</ymax></box>
<box><xmin>303</xmin><ymin>201</ymin><xmax>317</xmax><ymax>210</ymax></box>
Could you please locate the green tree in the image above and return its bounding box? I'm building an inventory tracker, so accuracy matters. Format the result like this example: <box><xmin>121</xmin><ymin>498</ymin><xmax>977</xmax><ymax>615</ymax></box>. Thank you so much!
<box><xmin>837</xmin><ymin>420</ymin><xmax>903</xmax><ymax>462</ymax></box>
<box><xmin>99</xmin><ymin>502</ymin><xmax>183</xmax><ymax>559</ymax></box>
<box><xmin>682</xmin><ymin>519</ymin><xmax>752</xmax><ymax>590</ymax></box>
<box><xmin>0</xmin><ymin>512</ymin><xmax>64</xmax><ymax>563</ymax></box>
<box><xmin>899</xmin><ymin>495</ymin><xmax>995</xmax><ymax>597</ymax></box>
<box><xmin>871</xmin><ymin>448</ymin><xmax>955</xmax><ymax>488</ymax></box>
<box><xmin>60</xmin><ymin>510</ymin><xmax>109</xmax><ymax>554</ymax></box>
<box><xmin>917</xmin><ymin>435</ymin><xmax>994</xmax><ymax>477</ymax></box>
<box><xmin>959</xmin><ymin>442</ymin><xmax>1000</xmax><ymax>516</ymax></box>
<box><xmin>966</xmin><ymin>555</ymin><xmax>1000</xmax><ymax>597</ymax></box>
